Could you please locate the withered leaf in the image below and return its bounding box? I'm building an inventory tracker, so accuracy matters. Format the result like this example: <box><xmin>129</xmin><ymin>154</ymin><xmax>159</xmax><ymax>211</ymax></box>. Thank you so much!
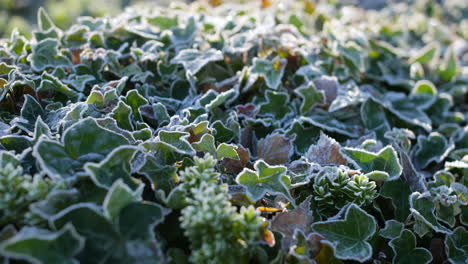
<box><xmin>306</xmin><ymin>132</ymin><xmax>347</xmax><ymax>166</ymax></box>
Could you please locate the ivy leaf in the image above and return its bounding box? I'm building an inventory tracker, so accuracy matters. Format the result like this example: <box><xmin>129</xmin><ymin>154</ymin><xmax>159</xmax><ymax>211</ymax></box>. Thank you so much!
<box><xmin>111</xmin><ymin>101</ymin><xmax>134</xmax><ymax>131</ymax></box>
<box><xmin>445</xmin><ymin>226</ymin><xmax>468</xmax><ymax>264</ymax></box>
<box><xmin>342</xmin><ymin>145</ymin><xmax>402</xmax><ymax>181</ymax></box>
<box><xmin>295</xmin><ymin>82</ymin><xmax>325</xmax><ymax>114</ymax></box>
<box><xmin>85</xmin><ymin>146</ymin><xmax>141</xmax><ymax>189</ymax></box>
<box><xmin>257</xmin><ymin>133</ymin><xmax>294</xmax><ymax>165</ymax></box>
<box><xmin>216</xmin><ymin>143</ymin><xmax>239</xmax><ymax>160</ymax></box>
<box><xmin>258</xmin><ymin>90</ymin><xmax>292</xmax><ymax>120</ymax></box>
<box><xmin>286</xmin><ymin>119</ymin><xmax>321</xmax><ymax>155</ymax></box>
<box><xmin>389</xmin><ymin>229</ymin><xmax>432</xmax><ymax>264</ymax></box>
<box><xmin>271</xmin><ymin>196</ymin><xmax>314</xmax><ymax>250</ymax></box>
<box><xmin>235</xmin><ymin>160</ymin><xmax>293</xmax><ymax>203</ymax></box>
<box><xmin>312</xmin><ymin>76</ymin><xmax>339</xmax><ymax>106</ymax></box>
<box><xmin>0</xmin><ymin>224</ymin><xmax>84</xmax><ymax>264</ymax></box>
<box><xmin>414</xmin><ymin>132</ymin><xmax>454</xmax><ymax>169</ymax></box>
<box><xmin>34</xmin><ymin>118</ymin><xmax>129</xmax><ymax>179</ymax></box>
<box><xmin>137</xmin><ymin>154</ymin><xmax>177</xmax><ymax>195</ymax></box>
<box><xmin>192</xmin><ymin>133</ymin><xmax>216</xmax><ymax>155</ymax></box>
<box><xmin>103</xmin><ymin>180</ymin><xmax>142</xmax><ymax>223</ymax></box>
<box><xmin>51</xmin><ymin>202</ymin><xmax>167</xmax><ymax>263</ymax></box>
<box><xmin>304</xmin><ymin>110</ymin><xmax>363</xmax><ymax>138</ymax></box>
<box><xmin>379</xmin><ymin>220</ymin><xmax>404</xmax><ymax>240</ymax></box>
<box><xmin>157</xmin><ymin>130</ymin><xmax>195</xmax><ymax>155</ymax></box>
<box><xmin>37</xmin><ymin>7</ymin><xmax>57</xmax><ymax>31</ymax></box>
<box><xmin>305</xmin><ymin>132</ymin><xmax>347</xmax><ymax>166</ymax></box>
<box><xmin>380</xmin><ymin>178</ymin><xmax>413</xmax><ymax>222</ymax></box>
<box><xmin>170</xmin><ymin>48</ymin><xmax>223</xmax><ymax>75</ymax></box>
<box><xmin>250</xmin><ymin>57</ymin><xmax>287</xmax><ymax>89</ymax></box>
<box><xmin>312</xmin><ymin>203</ymin><xmax>377</xmax><ymax>262</ymax></box>
<box><xmin>361</xmin><ymin>98</ymin><xmax>390</xmax><ymax>140</ymax></box>
<box><xmin>409</xmin><ymin>192</ymin><xmax>452</xmax><ymax>234</ymax></box>
<box><xmin>13</xmin><ymin>95</ymin><xmax>45</xmax><ymax>133</ymax></box>
<box><xmin>28</xmin><ymin>39</ymin><xmax>71</xmax><ymax>72</ymax></box>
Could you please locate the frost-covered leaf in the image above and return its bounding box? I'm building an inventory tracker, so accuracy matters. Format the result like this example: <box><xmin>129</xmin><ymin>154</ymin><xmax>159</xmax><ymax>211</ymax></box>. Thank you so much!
<box><xmin>271</xmin><ymin>196</ymin><xmax>313</xmax><ymax>250</ymax></box>
<box><xmin>250</xmin><ymin>57</ymin><xmax>286</xmax><ymax>89</ymax></box>
<box><xmin>389</xmin><ymin>229</ymin><xmax>432</xmax><ymax>264</ymax></box>
<box><xmin>103</xmin><ymin>180</ymin><xmax>142</xmax><ymax>223</ymax></box>
<box><xmin>257</xmin><ymin>133</ymin><xmax>294</xmax><ymax>165</ymax></box>
<box><xmin>28</xmin><ymin>39</ymin><xmax>71</xmax><ymax>71</ymax></box>
<box><xmin>85</xmin><ymin>146</ymin><xmax>140</xmax><ymax>189</ymax></box>
<box><xmin>445</xmin><ymin>226</ymin><xmax>468</xmax><ymax>264</ymax></box>
<box><xmin>236</xmin><ymin>160</ymin><xmax>292</xmax><ymax>203</ymax></box>
<box><xmin>311</xmin><ymin>203</ymin><xmax>377</xmax><ymax>262</ymax></box>
<box><xmin>216</xmin><ymin>143</ymin><xmax>239</xmax><ymax>160</ymax></box>
<box><xmin>380</xmin><ymin>178</ymin><xmax>413</xmax><ymax>222</ymax></box>
<box><xmin>414</xmin><ymin>132</ymin><xmax>454</xmax><ymax>169</ymax></box>
<box><xmin>409</xmin><ymin>192</ymin><xmax>452</xmax><ymax>234</ymax></box>
<box><xmin>342</xmin><ymin>145</ymin><xmax>402</xmax><ymax>181</ymax></box>
<box><xmin>295</xmin><ymin>82</ymin><xmax>325</xmax><ymax>114</ymax></box>
<box><xmin>157</xmin><ymin>130</ymin><xmax>195</xmax><ymax>155</ymax></box>
<box><xmin>34</xmin><ymin>118</ymin><xmax>129</xmax><ymax>178</ymax></box>
<box><xmin>379</xmin><ymin>220</ymin><xmax>404</xmax><ymax>239</ymax></box>
<box><xmin>305</xmin><ymin>132</ymin><xmax>347</xmax><ymax>166</ymax></box>
<box><xmin>0</xmin><ymin>224</ymin><xmax>84</xmax><ymax>264</ymax></box>
<box><xmin>170</xmin><ymin>48</ymin><xmax>223</xmax><ymax>75</ymax></box>
<box><xmin>258</xmin><ymin>90</ymin><xmax>292</xmax><ymax>120</ymax></box>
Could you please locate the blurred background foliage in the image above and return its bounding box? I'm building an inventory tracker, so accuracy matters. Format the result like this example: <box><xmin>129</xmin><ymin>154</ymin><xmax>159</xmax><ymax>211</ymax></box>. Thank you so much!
<box><xmin>0</xmin><ymin>0</ymin><xmax>169</xmax><ymax>38</ymax></box>
<box><xmin>0</xmin><ymin>0</ymin><xmax>466</xmax><ymax>39</ymax></box>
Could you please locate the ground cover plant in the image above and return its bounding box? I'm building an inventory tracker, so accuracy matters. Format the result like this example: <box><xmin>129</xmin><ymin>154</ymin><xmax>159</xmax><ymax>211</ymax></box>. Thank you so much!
<box><xmin>0</xmin><ymin>0</ymin><xmax>467</xmax><ymax>263</ymax></box>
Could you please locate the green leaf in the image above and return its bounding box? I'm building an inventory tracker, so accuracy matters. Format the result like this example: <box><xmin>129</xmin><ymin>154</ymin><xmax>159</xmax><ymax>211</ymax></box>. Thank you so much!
<box><xmin>103</xmin><ymin>180</ymin><xmax>142</xmax><ymax>223</ymax></box>
<box><xmin>379</xmin><ymin>220</ymin><xmax>404</xmax><ymax>239</ymax></box>
<box><xmin>170</xmin><ymin>48</ymin><xmax>223</xmax><ymax>75</ymax></box>
<box><xmin>311</xmin><ymin>203</ymin><xmax>377</xmax><ymax>262</ymax></box>
<box><xmin>147</xmin><ymin>16</ymin><xmax>178</xmax><ymax>30</ymax></box>
<box><xmin>137</xmin><ymin>154</ymin><xmax>177</xmax><ymax>195</ymax></box>
<box><xmin>295</xmin><ymin>82</ymin><xmax>325</xmax><ymax>114</ymax></box>
<box><xmin>157</xmin><ymin>130</ymin><xmax>195</xmax><ymax>155</ymax></box>
<box><xmin>414</xmin><ymin>132</ymin><xmax>454</xmax><ymax>168</ymax></box>
<box><xmin>389</xmin><ymin>229</ymin><xmax>432</xmax><ymax>264</ymax></box>
<box><xmin>412</xmin><ymin>80</ymin><xmax>437</xmax><ymax>96</ymax></box>
<box><xmin>380</xmin><ymin>178</ymin><xmax>412</xmax><ymax>222</ymax></box>
<box><xmin>342</xmin><ymin>145</ymin><xmax>402</xmax><ymax>181</ymax></box>
<box><xmin>409</xmin><ymin>192</ymin><xmax>452</xmax><ymax>234</ymax></box>
<box><xmin>111</xmin><ymin>101</ymin><xmax>134</xmax><ymax>131</ymax></box>
<box><xmin>250</xmin><ymin>57</ymin><xmax>287</xmax><ymax>89</ymax></box>
<box><xmin>28</xmin><ymin>39</ymin><xmax>71</xmax><ymax>72</ymax></box>
<box><xmin>192</xmin><ymin>133</ymin><xmax>216</xmax><ymax>156</ymax></box>
<box><xmin>235</xmin><ymin>160</ymin><xmax>293</xmax><ymax>203</ymax></box>
<box><xmin>216</xmin><ymin>143</ymin><xmax>239</xmax><ymax>160</ymax></box>
<box><xmin>258</xmin><ymin>90</ymin><xmax>292</xmax><ymax>120</ymax></box>
<box><xmin>86</xmin><ymin>146</ymin><xmax>140</xmax><ymax>189</ymax></box>
<box><xmin>51</xmin><ymin>202</ymin><xmax>167</xmax><ymax>263</ymax></box>
<box><xmin>361</xmin><ymin>98</ymin><xmax>390</xmax><ymax>140</ymax></box>
<box><xmin>0</xmin><ymin>224</ymin><xmax>84</xmax><ymax>264</ymax></box>
<box><xmin>14</xmin><ymin>95</ymin><xmax>45</xmax><ymax>132</ymax></box>
<box><xmin>34</xmin><ymin>118</ymin><xmax>129</xmax><ymax>178</ymax></box>
<box><xmin>410</xmin><ymin>42</ymin><xmax>438</xmax><ymax>64</ymax></box>
<box><xmin>445</xmin><ymin>226</ymin><xmax>468</xmax><ymax>264</ymax></box>
<box><xmin>438</xmin><ymin>47</ymin><xmax>458</xmax><ymax>82</ymax></box>
<box><xmin>37</xmin><ymin>7</ymin><xmax>57</xmax><ymax>31</ymax></box>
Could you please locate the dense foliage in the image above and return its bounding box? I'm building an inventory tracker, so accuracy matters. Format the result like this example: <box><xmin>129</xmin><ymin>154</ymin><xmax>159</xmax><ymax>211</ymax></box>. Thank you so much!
<box><xmin>0</xmin><ymin>0</ymin><xmax>467</xmax><ymax>263</ymax></box>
